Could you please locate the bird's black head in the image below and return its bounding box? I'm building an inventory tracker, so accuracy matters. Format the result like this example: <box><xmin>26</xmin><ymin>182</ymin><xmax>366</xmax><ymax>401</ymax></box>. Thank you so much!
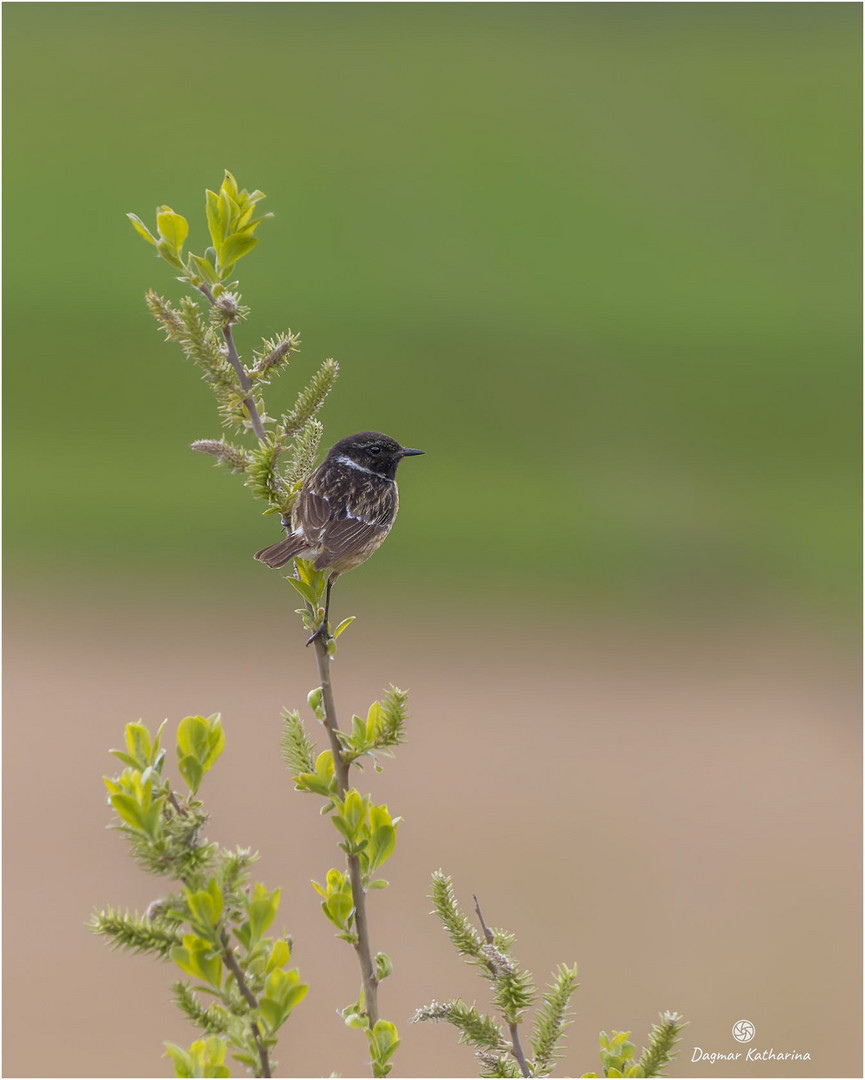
<box><xmin>327</xmin><ymin>431</ymin><xmax>424</xmax><ymax>480</ymax></box>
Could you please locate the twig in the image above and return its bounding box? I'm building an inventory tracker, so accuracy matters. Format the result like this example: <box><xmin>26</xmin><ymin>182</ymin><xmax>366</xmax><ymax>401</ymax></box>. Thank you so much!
<box><xmin>474</xmin><ymin>895</ymin><xmax>531</xmax><ymax>1079</ymax></box>
<box><xmin>220</xmin><ymin>929</ymin><xmax>272</xmax><ymax>1078</ymax></box>
<box><xmin>208</xmin><ymin>296</ymin><xmax>380</xmax><ymax>1047</ymax></box>
<box><xmin>473</xmin><ymin>894</ymin><xmax>494</xmax><ymax>944</ymax></box>
<box><xmin>197</xmin><ymin>283</ymin><xmax>267</xmax><ymax>443</ymax></box>
<box><xmin>312</xmin><ymin>633</ymin><xmax>380</xmax><ymax>1033</ymax></box>
<box><xmin>509</xmin><ymin>1023</ymin><xmax>532</xmax><ymax>1079</ymax></box>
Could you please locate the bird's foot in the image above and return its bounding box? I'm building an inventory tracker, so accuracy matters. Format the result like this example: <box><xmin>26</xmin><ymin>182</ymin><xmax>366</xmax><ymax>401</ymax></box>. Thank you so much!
<box><xmin>305</xmin><ymin>622</ymin><xmax>331</xmax><ymax>647</ymax></box>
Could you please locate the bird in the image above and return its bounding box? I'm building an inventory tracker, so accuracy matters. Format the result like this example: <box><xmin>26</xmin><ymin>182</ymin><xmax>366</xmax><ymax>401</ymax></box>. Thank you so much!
<box><xmin>254</xmin><ymin>431</ymin><xmax>423</xmax><ymax>643</ymax></box>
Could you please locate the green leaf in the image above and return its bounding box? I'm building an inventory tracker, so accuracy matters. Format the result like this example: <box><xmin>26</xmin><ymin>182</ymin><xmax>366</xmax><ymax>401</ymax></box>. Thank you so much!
<box><xmin>324</xmin><ymin>891</ymin><xmax>354</xmax><ymax>929</ymax></box>
<box><xmin>307</xmin><ymin>687</ymin><xmax>325</xmax><ymax>719</ymax></box>
<box><xmin>108</xmin><ymin>792</ymin><xmax>145</xmax><ymax>831</ymax></box>
<box><xmin>236</xmin><ymin>201</ymin><xmax>255</xmax><ymax>230</ymax></box>
<box><xmin>247</xmin><ymin>884</ymin><xmax>280</xmax><ymax>943</ymax></box>
<box><xmin>288</xmin><ymin>576</ymin><xmax>318</xmax><ymax>605</ymax></box>
<box><xmin>201</xmin><ymin>715</ymin><xmax>225</xmax><ymax>771</ymax></box>
<box><xmin>220</xmin><ymin>230</ymin><xmax>259</xmax><ymax>268</ymax></box>
<box><xmin>258</xmin><ymin>974</ymin><xmax>308</xmax><ymax>1032</ymax></box>
<box><xmin>258</xmin><ymin>997</ymin><xmax>286</xmax><ymax>1032</ymax></box>
<box><xmin>177</xmin><ymin>754</ymin><xmax>203</xmax><ymax>795</ymax></box>
<box><xmin>369</xmin><ymin>1019</ymin><xmax>400</xmax><ymax>1066</ymax></box>
<box><xmin>217</xmin><ymin>189</ymin><xmax>232</xmax><ymax>242</ymax></box>
<box><xmin>164</xmin><ymin>1042</ymin><xmax>192</xmax><ymax>1077</ymax></box>
<box><xmin>367</xmin><ymin>805</ymin><xmax>397</xmax><ymax>871</ymax></box>
<box><xmin>331</xmin><ymin>815</ymin><xmax>356</xmax><ymax>844</ymax></box>
<box><xmin>165</xmin><ymin>1037</ymin><xmax>230</xmax><ymax>1079</ymax></box>
<box><xmin>265</xmin><ymin>938</ymin><xmax>291</xmax><ymax>974</ymax></box>
<box><xmin>188</xmin><ymin>252</ymin><xmax>219</xmax><ymax>285</ymax></box>
<box><xmin>367</xmin><ymin>825</ymin><xmax>395</xmax><ymax>868</ymax></box>
<box><xmin>231</xmin><ymin>1052</ymin><xmax>260</xmax><ymax>1069</ymax></box>
<box><xmin>332</xmin><ymin>617</ymin><xmax>356</xmax><ymax>639</ymax></box>
<box><xmin>157</xmin><ymin>207</ymin><xmax>189</xmax><ymax>254</ymax></box>
<box><xmin>281</xmin><ymin>981</ymin><xmax>308</xmax><ymax>1012</ymax></box>
<box><xmin>109</xmin><ymin>750</ymin><xmax>143</xmax><ymax>771</ymax></box>
<box><xmin>296</xmin><ymin>748</ymin><xmax>336</xmax><ymax>796</ymax></box>
<box><xmin>221</xmin><ymin>170</ymin><xmax>238</xmax><ymax>200</ymax></box>
<box><xmin>124</xmin><ymin>721</ymin><xmax>152</xmax><ymax>767</ymax></box>
<box><xmin>171</xmin><ymin>935</ymin><xmax>222</xmax><ymax>989</ymax></box>
<box><xmin>153</xmin><ymin>719</ymin><xmax>169</xmax><ymax>763</ymax></box>
<box><xmin>156</xmin><ymin>239</ymin><xmax>186</xmax><ymax>269</ymax></box>
<box><xmin>177</xmin><ymin>715</ymin><xmax>210</xmax><ymax>761</ymax></box>
<box><xmin>341</xmin><ymin>789</ymin><xmax>366</xmax><ymax>836</ymax></box>
<box><xmin>185</xmin><ymin>879</ymin><xmax>223</xmax><ymax>930</ymax></box>
<box><xmin>205</xmin><ymin>189</ymin><xmax>226</xmax><ymax>251</ymax></box>
<box><xmin>316</xmin><ymin>750</ymin><xmax>335</xmax><ymax>781</ymax></box>
<box><xmin>201</xmin><ymin>1036</ymin><xmax>229</xmax><ymax>1072</ymax></box>
<box><xmin>265</xmin><ymin>965</ymin><xmax>306</xmax><ymax>1005</ymax></box>
<box><xmin>243</xmin><ymin>211</ymin><xmax>274</xmax><ymax>232</ymax></box>
<box><xmin>127</xmin><ymin>212</ymin><xmax>157</xmax><ymax>245</ymax></box>
<box><xmin>294</xmin><ymin>558</ymin><xmax>315</xmax><ymax>585</ymax></box>
<box><xmin>176</xmin><ymin>715</ymin><xmax>224</xmax><ymax>789</ymax></box>
<box><xmin>366</xmin><ymin>701</ymin><xmax>385</xmax><ymax>741</ymax></box>
<box><xmin>351</xmin><ymin>713</ymin><xmax>367</xmax><ymax>745</ymax></box>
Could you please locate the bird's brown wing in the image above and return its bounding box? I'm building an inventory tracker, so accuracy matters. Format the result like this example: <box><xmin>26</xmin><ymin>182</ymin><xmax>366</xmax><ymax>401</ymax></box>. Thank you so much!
<box><xmin>253</xmin><ymin>534</ymin><xmax>309</xmax><ymax>568</ymax></box>
<box><xmin>313</xmin><ymin>485</ymin><xmax>398</xmax><ymax>572</ymax></box>
<box><xmin>314</xmin><ymin>516</ymin><xmax>389</xmax><ymax>571</ymax></box>
<box><xmin>294</xmin><ymin>480</ymin><xmax>332</xmax><ymax>546</ymax></box>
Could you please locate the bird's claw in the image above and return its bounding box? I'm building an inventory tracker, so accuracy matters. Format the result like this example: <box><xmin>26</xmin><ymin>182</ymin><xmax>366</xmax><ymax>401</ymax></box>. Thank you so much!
<box><xmin>305</xmin><ymin>623</ymin><xmax>331</xmax><ymax>647</ymax></box>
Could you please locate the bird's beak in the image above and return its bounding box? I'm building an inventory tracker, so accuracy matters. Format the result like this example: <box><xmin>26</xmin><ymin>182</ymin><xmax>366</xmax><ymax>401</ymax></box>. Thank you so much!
<box><xmin>400</xmin><ymin>447</ymin><xmax>424</xmax><ymax>457</ymax></box>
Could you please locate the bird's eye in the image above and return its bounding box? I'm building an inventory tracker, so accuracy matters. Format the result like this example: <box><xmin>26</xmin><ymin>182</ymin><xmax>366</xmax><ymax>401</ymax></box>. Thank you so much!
<box><xmin>368</xmin><ymin>445</ymin><xmax>382</xmax><ymax>455</ymax></box>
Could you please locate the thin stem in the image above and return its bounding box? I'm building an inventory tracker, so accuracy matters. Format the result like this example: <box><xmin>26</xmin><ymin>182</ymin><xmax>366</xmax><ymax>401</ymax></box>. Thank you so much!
<box><xmin>220</xmin><ymin>929</ymin><xmax>272</xmax><ymax>1078</ymax></box>
<box><xmin>197</xmin><ymin>259</ymin><xmax>381</xmax><ymax>1051</ymax></box>
<box><xmin>509</xmin><ymin>1023</ymin><xmax>532</xmax><ymax>1079</ymax></box>
<box><xmin>312</xmin><ymin>632</ymin><xmax>350</xmax><ymax>794</ymax></box>
<box><xmin>475</xmin><ymin>895</ymin><xmax>531</xmax><ymax>1078</ymax></box>
<box><xmin>312</xmin><ymin>633</ymin><xmax>380</xmax><ymax>1032</ymax></box>
<box><xmin>197</xmin><ymin>283</ymin><xmax>267</xmax><ymax>443</ymax></box>
<box><xmin>474</xmin><ymin>894</ymin><xmax>494</xmax><ymax>944</ymax></box>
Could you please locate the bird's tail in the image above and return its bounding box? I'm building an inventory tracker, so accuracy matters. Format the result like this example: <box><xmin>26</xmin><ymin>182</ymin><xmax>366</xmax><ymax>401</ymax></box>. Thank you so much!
<box><xmin>254</xmin><ymin>535</ymin><xmax>308</xmax><ymax>569</ymax></box>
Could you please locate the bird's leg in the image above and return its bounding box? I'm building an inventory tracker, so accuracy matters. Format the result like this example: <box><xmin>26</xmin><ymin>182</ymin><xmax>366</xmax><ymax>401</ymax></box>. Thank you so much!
<box><xmin>306</xmin><ymin>572</ymin><xmax>337</xmax><ymax>647</ymax></box>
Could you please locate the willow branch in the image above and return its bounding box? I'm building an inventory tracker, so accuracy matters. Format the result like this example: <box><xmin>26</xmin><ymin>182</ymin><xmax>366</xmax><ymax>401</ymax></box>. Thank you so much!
<box><xmin>509</xmin><ymin>1023</ymin><xmax>531</xmax><ymax>1078</ymax></box>
<box><xmin>312</xmin><ymin>633</ymin><xmax>380</xmax><ymax>1032</ymax></box>
<box><xmin>474</xmin><ymin>894</ymin><xmax>494</xmax><ymax>943</ymax></box>
<box><xmin>197</xmin><ymin>283</ymin><xmax>267</xmax><ymax>443</ymax></box>
<box><xmin>220</xmin><ymin>929</ymin><xmax>272</xmax><ymax>1078</ymax></box>
<box><xmin>474</xmin><ymin>895</ymin><xmax>530</xmax><ymax>1078</ymax></box>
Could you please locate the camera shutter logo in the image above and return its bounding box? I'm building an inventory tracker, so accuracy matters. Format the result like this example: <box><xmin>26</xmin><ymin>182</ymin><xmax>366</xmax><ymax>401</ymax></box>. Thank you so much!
<box><xmin>732</xmin><ymin>1020</ymin><xmax>755</xmax><ymax>1043</ymax></box>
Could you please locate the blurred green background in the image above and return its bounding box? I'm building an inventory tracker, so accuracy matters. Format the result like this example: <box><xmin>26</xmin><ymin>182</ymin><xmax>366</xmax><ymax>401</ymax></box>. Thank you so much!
<box><xmin>4</xmin><ymin>2</ymin><xmax>860</xmax><ymax>619</ymax></box>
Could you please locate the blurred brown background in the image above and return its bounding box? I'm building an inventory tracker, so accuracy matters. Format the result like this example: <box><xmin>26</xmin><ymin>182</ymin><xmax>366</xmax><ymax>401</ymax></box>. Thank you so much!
<box><xmin>4</xmin><ymin>598</ymin><xmax>860</xmax><ymax>1077</ymax></box>
<box><xmin>3</xmin><ymin>3</ymin><xmax>861</xmax><ymax>1078</ymax></box>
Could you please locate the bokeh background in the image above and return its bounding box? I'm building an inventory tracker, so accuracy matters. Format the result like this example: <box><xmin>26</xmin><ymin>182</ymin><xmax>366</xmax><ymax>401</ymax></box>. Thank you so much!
<box><xmin>3</xmin><ymin>3</ymin><xmax>861</xmax><ymax>1078</ymax></box>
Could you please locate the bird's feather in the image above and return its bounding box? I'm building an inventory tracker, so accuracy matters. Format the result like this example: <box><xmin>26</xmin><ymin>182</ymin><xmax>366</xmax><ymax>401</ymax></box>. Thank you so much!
<box><xmin>314</xmin><ymin>515</ymin><xmax>390</xmax><ymax>570</ymax></box>
<box><xmin>253</xmin><ymin>534</ymin><xmax>310</xmax><ymax>569</ymax></box>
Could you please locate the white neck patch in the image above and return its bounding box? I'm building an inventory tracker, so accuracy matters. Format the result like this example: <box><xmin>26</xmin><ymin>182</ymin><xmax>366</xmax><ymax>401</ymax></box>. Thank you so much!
<box><xmin>335</xmin><ymin>454</ymin><xmax>395</xmax><ymax>481</ymax></box>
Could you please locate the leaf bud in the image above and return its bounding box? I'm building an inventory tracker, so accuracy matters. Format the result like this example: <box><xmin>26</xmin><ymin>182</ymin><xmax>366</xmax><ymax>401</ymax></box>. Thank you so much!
<box><xmin>307</xmin><ymin>687</ymin><xmax>325</xmax><ymax>720</ymax></box>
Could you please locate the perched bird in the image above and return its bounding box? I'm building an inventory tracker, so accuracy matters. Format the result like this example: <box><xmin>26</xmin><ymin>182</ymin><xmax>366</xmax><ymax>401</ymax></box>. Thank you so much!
<box><xmin>254</xmin><ymin>431</ymin><xmax>423</xmax><ymax>642</ymax></box>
